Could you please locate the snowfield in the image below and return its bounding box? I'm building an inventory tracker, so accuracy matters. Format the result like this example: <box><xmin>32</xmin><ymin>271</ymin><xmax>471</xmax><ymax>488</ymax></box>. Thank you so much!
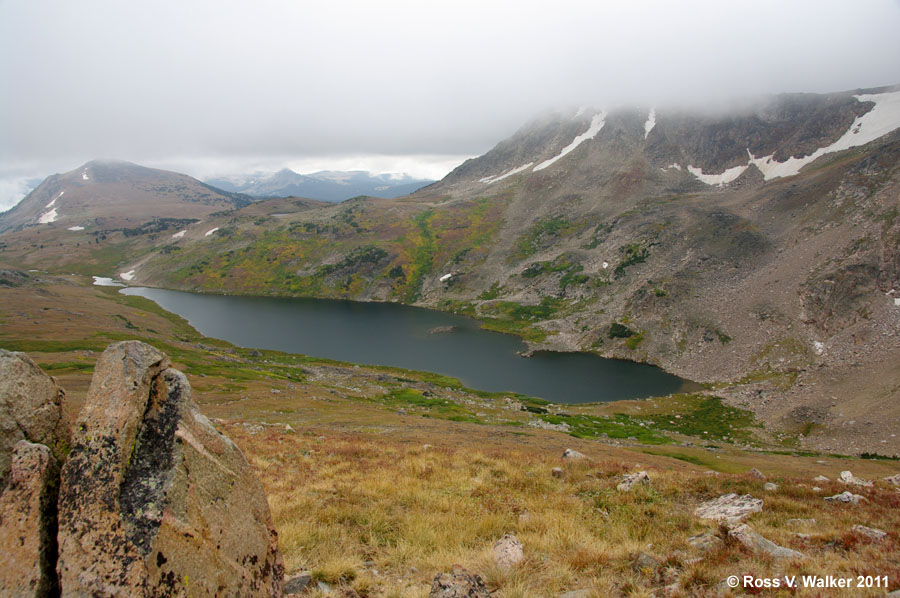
<box><xmin>644</xmin><ymin>109</ymin><xmax>656</xmax><ymax>139</ymax></box>
<box><xmin>480</xmin><ymin>162</ymin><xmax>534</xmax><ymax>184</ymax></box>
<box><xmin>119</xmin><ymin>269</ymin><xmax>135</xmax><ymax>281</ymax></box>
<box><xmin>172</xmin><ymin>230</ymin><xmax>187</xmax><ymax>239</ymax></box>
<box><xmin>204</xmin><ymin>227</ymin><xmax>219</xmax><ymax>237</ymax></box>
<box><xmin>687</xmin><ymin>164</ymin><xmax>748</xmax><ymax>187</ymax></box>
<box><xmin>689</xmin><ymin>91</ymin><xmax>900</xmax><ymax>186</ymax></box>
<box><xmin>38</xmin><ymin>208</ymin><xmax>58</xmax><ymax>224</ymax></box>
<box><xmin>67</xmin><ymin>226</ymin><xmax>84</xmax><ymax>231</ymax></box>
<box><xmin>534</xmin><ymin>111</ymin><xmax>606</xmax><ymax>172</ymax></box>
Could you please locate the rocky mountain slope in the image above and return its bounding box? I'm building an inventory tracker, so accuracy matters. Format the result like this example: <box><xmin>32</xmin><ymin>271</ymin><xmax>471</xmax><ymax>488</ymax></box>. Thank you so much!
<box><xmin>0</xmin><ymin>159</ymin><xmax>252</xmax><ymax>234</ymax></box>
<box><xmin>1</xmin><ymin>85</ymin><xmax>899</xmax><ymax>454</ymax></box>
<box><xmin>207</xmin><ymin>168</ymin><xmax>434</xmax><ymax>202</ymax></box>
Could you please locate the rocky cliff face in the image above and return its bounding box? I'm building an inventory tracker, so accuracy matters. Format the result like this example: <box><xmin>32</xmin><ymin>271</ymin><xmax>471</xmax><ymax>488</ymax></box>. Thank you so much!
<box><xmin>0</xmin><ymin>342</ymin><xmax>284</xmax><ymax>598</ymax></box>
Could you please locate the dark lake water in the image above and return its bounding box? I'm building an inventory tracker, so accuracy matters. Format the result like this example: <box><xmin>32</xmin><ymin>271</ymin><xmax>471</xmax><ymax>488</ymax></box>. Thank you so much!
<box><xmin>121</xmin><ymin>287</ymin><xmax>693</xmax><ymax>404</ymax></box>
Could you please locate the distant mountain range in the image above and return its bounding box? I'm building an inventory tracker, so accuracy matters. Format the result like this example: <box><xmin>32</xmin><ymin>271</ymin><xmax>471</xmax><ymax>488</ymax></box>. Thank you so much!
<box><xmin>205</xmin><ymin>169</ymin><xmax>434</xmax><ymax>202</ymax></box>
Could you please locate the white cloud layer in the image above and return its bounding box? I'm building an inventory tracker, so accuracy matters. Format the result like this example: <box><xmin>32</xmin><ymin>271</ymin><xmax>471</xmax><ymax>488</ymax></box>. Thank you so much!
<box><xmin>1</xmin><ymin>0</ymin><xmax>899</xmax><ymax>210</ymax></box>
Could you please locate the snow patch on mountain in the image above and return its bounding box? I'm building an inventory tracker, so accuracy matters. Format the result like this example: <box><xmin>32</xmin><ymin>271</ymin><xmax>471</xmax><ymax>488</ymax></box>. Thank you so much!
<box><xmin>644</xmin><ymin>109</ymin><xmax>656</xmax><ymax>139</ymax></box>
<box><xmin>119</xmin><ymin>269</ymin><xmax>135</xmax><ymax>281</ymax></box>
<box><xmin>534</xmin><ymin>111</ymin><xmax>606</xmax><ymax>172</ymax></box>
<box><xmin>38</xmin><ymin>207</ymin><xmax>58</xmax><ymax>224</ymax></box>
<box><xmin>747</xmin><ymin>91</ymin><xmax>900</xmax><ymax>180</ymax></box>
<box><xmin>205</xmin><ymin>227</ymin><xmax>219</xmax><ymax>237</ymax></box>
<box><xmin>687</xmin><ymin>164</ymin><xmax>748</xmax><ymax>187</ymax></box>
<box><xmin>172</xmin><ymin>230</ymin><xmax>186</xmax><ymax>239</ymax></box>
<box><xmin>46</xmin><ymin>191</ymin><xmax>64</xmax><ymax>209</ymax></box>
<box><xmin>480</xmin><ymin>162</ymin><xmax>534</xmax><ymax>184</ymax></box>
<box><xmin>67</xmin><ymin>226</ymin><xmax>84</xmax><ymax>231</ymax></box>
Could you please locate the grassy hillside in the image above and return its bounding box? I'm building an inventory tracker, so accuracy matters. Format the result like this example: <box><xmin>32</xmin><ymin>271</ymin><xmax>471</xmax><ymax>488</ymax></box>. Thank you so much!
<box><xmin>2</xmin><ymin>273</ymin><xmax>899</xmax><ymax>596</ymax></box>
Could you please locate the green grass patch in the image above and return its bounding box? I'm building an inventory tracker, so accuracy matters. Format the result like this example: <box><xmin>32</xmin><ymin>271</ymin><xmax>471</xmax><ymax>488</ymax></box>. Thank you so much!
<box><xmin>538</xmin><ymin>413</ymin><xmax>670</xmax><ymax>444</ymax></box>
<box><xmin>641</xmin><ymin>394</ymin><xmax>760</xmax><ymax>444</ymax></box>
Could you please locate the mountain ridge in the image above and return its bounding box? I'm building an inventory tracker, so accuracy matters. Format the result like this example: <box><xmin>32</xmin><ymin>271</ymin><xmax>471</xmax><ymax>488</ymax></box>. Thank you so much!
<box><xmin>1</xmin><ymin>84</ymin><xmax>899</xmax><ymax>455</ymax></box>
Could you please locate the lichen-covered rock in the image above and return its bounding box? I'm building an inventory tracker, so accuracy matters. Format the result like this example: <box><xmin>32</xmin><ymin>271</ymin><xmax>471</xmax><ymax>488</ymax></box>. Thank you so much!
<box><xmin>429</xmin><ymin>565</ymin><xmax>491</xmax><ymax>598</ymax></box>
<box><xmin>57</xmin><ymin>341</ymin><xmax>283</xmax><ymax>598</ymax></box>
<box><xmin>0</xmin><ymin>440</ymin><xmax>60</xmax><ymax>598</ymax></box>
<box><xmin>694</xmin><ymin>493</ymin><xmax>762</xmax><ymax>523</ymax></box>
<box><xmin>0</xmin><ymin>349</ymin><xmax>67</xmax><ymax>492</ymax></box>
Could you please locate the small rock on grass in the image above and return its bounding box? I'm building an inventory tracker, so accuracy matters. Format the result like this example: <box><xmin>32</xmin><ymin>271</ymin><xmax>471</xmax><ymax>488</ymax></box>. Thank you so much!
<box><xmin>617</xmin><ymin>471</ymin><xmax>650</xmax><ymax>492</ymax></box>
<box><xmin>284</xmin><ymin>572</ymin><xmax>312</xmax><ymax>595</ymax></box>
<box><xmin>851</xmin><ymin>525</ymin><xmax>887</xmax><ymax>541</ymax></box>
<box><xmin>839</xmin><ymin>470</ymin><xmax>873</xmax><ymax>487</ymax></box>
<box><xmin>824</xmin><ymin>491</ymin><xmax>867</xmax><ymax>504</ymax></box>
<box><xmin>493</xmin><ymin>533</ymin><xmax>524</xmax><ymax>568</ymax></box>
<box><xmin>748</xmin><ymin>468</ymin><xmax>766</xmax><ymax>479</ymax></box>
<box><xmin>429</xmin><ymin>565</ymin><xmax>491</xmax><ymax>598</ymax></box>
<box><xmin>694</xmin><ymin>493</ymin><xmax>762</xmax><ymax>523</ymax></box>
<box><xmin>728</xmin><ymin>524</ymin><xmax>804</xmax><ymax>559</ymax></box>
<box><xmin>562</xmin><ymin>448</ymin><xmax>586</xmax><ymax>460</ymax></box>
<box><xmin>551</xmin><ymin>467</ymin><xmax>564</xmax><ymax>478</ymax></box>
<box><xmin>764</xmin><ymin>482</ymin><xmax>778</xmax><ymax>491</ymax></box>
<box><xmin>687</xmin><ymin>532</ymin><xmax>724</xmax><ymax>552</ymax></box>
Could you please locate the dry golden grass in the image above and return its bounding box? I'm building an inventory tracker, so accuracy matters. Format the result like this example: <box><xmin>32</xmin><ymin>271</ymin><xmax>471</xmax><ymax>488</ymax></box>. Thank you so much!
<box><xmin>4</xmin><ymin>276</ymin><xmax>899</xmax><ymax>597</ymax></box>
<box><xmin>226</xmin><ymin>424</ymin><xmax>900</xmax><ymax>597</ymax></box>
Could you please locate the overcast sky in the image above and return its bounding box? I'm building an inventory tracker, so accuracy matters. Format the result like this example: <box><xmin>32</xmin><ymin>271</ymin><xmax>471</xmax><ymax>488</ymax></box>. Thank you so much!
<box><xmin>2</xmin><ymin>0</ymin><xmax>899</xmax><ymax>210</ymax></box>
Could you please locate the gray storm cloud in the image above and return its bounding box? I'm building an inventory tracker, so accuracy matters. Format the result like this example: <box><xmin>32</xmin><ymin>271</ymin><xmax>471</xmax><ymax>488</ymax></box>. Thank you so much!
<box><xmin>1</xmin><ymin>0</ymin><xmax>899</xmax><ymax>209</ymax></box>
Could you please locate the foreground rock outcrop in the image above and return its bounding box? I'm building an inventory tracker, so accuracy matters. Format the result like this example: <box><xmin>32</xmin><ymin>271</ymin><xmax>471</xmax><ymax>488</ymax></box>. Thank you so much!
<box><xmin>0</xmin><ymin>341</ymin><xmax>284</xmax><ymax>598</ymax></box>
<box><xmin>0</xmin><ymin>349</ymin><xmax>67</xmax><ymax>598</ymax></box>
<box><xmin>0</xmin><ymin>349</ymin><xmax>67</xmax><ymax>490</ymax></box>
<box><xmin>0</xmin><ymin>441</ymin><xmax>60</xmax><ymax>598</ymax></box>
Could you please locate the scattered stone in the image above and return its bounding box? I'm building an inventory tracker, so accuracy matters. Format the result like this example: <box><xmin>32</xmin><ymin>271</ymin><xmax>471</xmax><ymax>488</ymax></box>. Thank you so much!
<box><xmin>493</xmin><ymin>533</ymin><xmax>524</xmax><ymax>568</ymax></box>
<box><xmin>883</xmin><ymin>473</ymin><xmax>900</xmax><ymax>486</ymax></box>
<box><xmin>423</xmin><ymin>444</ymin><xmax>433</xmax><ymax>450</ymax></box>
<box><xmin>0</xmin><ymin>441</ymin><xmax>60</xmax><ymax>598</ymax></box>
<box><xmin>748</xmin><ymin>468</ymin><xmax>766</xmax><ymax>479</ymax></box>
<box><xmin>824</xmin><ymin>491</ymin><xmax>867</xmax><ymax>504</ymax></box>
<box><xmin>695</xmin><ymin>494</ymin><xmax>763</xmax><ymax>523</ymax></box>
<box><xmin>812</xmin><ymin>486</ymin><xmax>823</xmax><ymax>492</ymax></box>
<box><xmin>284</xmin><ymin>571</ymin><xmax>312</xmax><ymax>595</ymax></box>
<box><xmin>631</xmin><ymin>551</ymin><xmax>660</xmax><ymax>572</ymax></box>
<box><xmin>56</xmin><ymin>341</ymin><xmax>284</xmax><ymax>598</ymax></box>
<box><xmin>0</xmin><ymin>349</ymin><xmax>67</xmax><ymax>490</ymax></box>
<box><xmin>427</xmin><ymin>325</ymin><xmax>457</xmax><ymax>335</ymax></box>
<box><xmin>813</xmin><ymin>475</ymin><xmax>830</xmax><ymax>482</ymax></box>
<box><xmin>562</xmin><ymin>448</ymin><xmax>586</xmax><ymax>460</ymax></box>
<box><xmin>687</xmin><ymin>532</ymin><xmax>724</xmax><ymax>552</ymax></box>
<box><xmin>839</xmin><ymin>470</ymin><xmax>873</xmax><ymax>487</ymax></box>
<box><xmin>317</xmin><ymin>581</ymin><xmax>332</xmax><ymax>593</ymax></box>
<box><xmin>617</xmin><ymin>471</ymin><xmax>650</xmax><ymax>492</ymax></box>
<box><xmin>786</xmin><ymin>518</ymin><xmax>816</xmax><ymax>526</ymax></box>
<box><xmin>551</xmin><ymin>467</ymin><xmax>564</xmax><ymax>478</ymax></box>
<box><xmin>728</xmin><ymin>524</ymin><xmax>804</xmax><ymax>559</ymax></box>
<box><xmin>518</xmin><ymin>510</ymin><xmax>531</xmax><ymax>523</ymax></box>
<box><xmin>851</xmin><ymin>525</ymin><xmax>887</xmax><ymax>541</ymax></box>
<box><xmin>764</xmin><ymin>482</ymin><xmax>778</xmax><ymax>491</ymax></box>
<box><xmin>429</xmin><ymin>565</ymin><xmax>491</xmax><ymax>598</ymax></box>
<box><xmin>558</xmin><ymin>590</ymin><xmax>591</xmax><ymax>598</ymax></box>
